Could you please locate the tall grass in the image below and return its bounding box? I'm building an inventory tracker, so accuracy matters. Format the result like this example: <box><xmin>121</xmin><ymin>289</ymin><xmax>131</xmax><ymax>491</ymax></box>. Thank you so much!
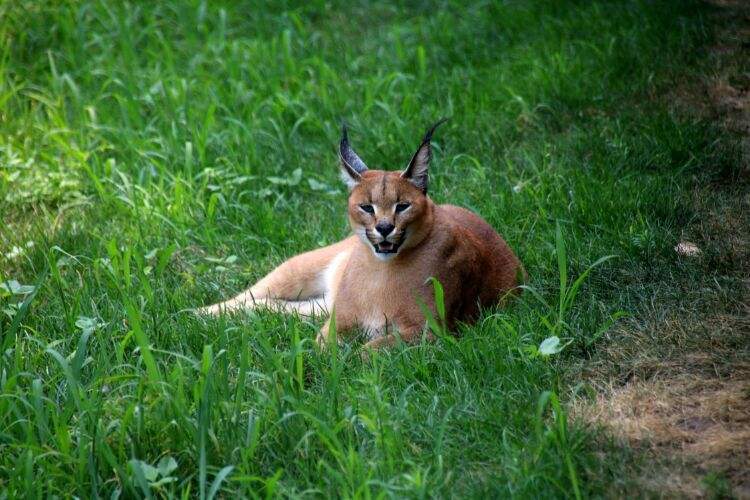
<box><xmin>0</xmin><ymin>0</ymin><xmax>720</xmax><ymax>496</ymax></box>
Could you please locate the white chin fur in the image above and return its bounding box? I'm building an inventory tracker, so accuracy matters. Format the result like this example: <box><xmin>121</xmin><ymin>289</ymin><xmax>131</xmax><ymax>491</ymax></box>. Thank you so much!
<box><xmin>355</xmin><ymin>228</ymin><xmax>398</xmax><ymax>261</ymax></box>
<box><xmin>374</xmin><ymin>252</ymin><xmax>397</xmax><ymax>262</ymax></box>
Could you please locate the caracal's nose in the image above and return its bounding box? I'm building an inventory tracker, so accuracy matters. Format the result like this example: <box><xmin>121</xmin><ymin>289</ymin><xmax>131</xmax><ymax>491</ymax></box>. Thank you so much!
<box><xmin>375</xmin><ymin>221</ymin><xmax>395</xmax><ymax>237</ymax></box>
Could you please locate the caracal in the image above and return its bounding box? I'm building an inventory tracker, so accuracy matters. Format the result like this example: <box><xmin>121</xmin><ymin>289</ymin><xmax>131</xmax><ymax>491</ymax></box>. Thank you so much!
<box><xmin>199</xmin><ymin>120</ymin><xmax>524</xmax><ymax>349</ymax></box>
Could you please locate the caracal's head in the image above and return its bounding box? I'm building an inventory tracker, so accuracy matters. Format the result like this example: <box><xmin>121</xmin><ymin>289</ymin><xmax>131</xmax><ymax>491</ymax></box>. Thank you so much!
<box><xmin>338</xmin><ymin>120</ymin><xmax>447</xmax><ymax>262</ymax></box>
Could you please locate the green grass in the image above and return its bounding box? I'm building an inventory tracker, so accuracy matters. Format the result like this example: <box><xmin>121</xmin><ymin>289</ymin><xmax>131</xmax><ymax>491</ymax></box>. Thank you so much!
<box><xmin>0</xmin><ymin>0</ymin><xmax>740</xmax><ymax>497</ymax></box>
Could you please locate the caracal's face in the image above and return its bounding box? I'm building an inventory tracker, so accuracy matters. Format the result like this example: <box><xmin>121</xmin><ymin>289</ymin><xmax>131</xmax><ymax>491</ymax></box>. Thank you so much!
<box><xmin>348</xmin><ymin>171</ymin><xmax>429</xmax><ymax>261</ymax></box>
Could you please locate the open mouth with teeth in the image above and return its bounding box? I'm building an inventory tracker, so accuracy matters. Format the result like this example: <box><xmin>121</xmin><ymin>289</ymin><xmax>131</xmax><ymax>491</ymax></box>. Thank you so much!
<box><xmin>374</xmin><ymin>240</ymin><xmax>401</xmax><ymax>254</ymax></box>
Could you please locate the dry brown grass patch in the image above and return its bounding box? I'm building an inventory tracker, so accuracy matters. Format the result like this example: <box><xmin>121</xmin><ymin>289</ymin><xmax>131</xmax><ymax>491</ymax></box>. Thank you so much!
<box><xmin>574</xmin><ymin>370</ymin><xmax>750</xmax><ymax>492</ymax></box>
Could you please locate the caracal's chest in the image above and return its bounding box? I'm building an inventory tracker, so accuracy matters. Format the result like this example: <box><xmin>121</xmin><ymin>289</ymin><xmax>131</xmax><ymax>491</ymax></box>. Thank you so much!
<box><xmin>333</xmin><ymin>248</ymin><xmax>434</xmax><ymax>337</ymax></box>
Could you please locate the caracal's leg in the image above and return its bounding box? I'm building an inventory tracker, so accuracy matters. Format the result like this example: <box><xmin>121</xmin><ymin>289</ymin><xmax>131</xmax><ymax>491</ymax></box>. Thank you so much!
<box><xmin>316</xmin><ymin>313</ymin><xmax>351</xmax><ymax>347</ymax></box>
<box><xmin>361</xmin><ymin>323</ymin><xmax>432</xmax><ymax>351</ymax></box>
<box><xmin>262</xmin><ymin>298</ymin><xmax>329</xmax><ymax>317</ymax></box>
<box><xmin>315</xmin><ymin>307</ymin><xmax>367</xmax><ymax>347</ymax></box>
<box><xmin>198</xmin><ymin>237</ymin><xmax>354</xmax><ymax>316</ymax></box>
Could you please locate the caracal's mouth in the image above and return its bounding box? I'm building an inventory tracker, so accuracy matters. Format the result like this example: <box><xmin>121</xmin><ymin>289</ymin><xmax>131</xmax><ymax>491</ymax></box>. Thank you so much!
<box><xmin>361</xmin><ymin>229</ymin><xmax>405</xmax><ymax>257</ymax></box>
<box><xmin>374</xmin><ymin>240</ymin><xmax>401</xmax><ymax>254</ymax></box>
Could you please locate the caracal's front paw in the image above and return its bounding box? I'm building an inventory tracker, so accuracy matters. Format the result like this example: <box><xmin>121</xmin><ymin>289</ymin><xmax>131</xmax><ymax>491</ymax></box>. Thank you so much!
<box><xmin>362</xmin><ymin>335</ymin><xmax>397</xmax><ymax>351</ymax></box>
<box><xmin>315</xmin><ymin>332</ymin><xmax>331</xmax><ymax>349</ymax></box>
<box><xmin>315</xmin><ymin>325</ymin><xmax>345</xmax><ymax>350</ymax></box>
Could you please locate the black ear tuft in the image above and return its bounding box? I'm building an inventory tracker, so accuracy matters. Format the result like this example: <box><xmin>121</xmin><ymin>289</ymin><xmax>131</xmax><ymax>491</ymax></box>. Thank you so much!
<box><xmin>339</xmin><ymin>123</ymin><xmax>368</xmax><ymax>189</ymax></box>
<box><xmin>421</xmin><ymin>117</ymin><xmax>449</xmax><ymax>144</ymax></box>
<box><xmin>401</xmin><ymin>118</ymin><xmax>448</xmax><ymax>194</ymax></box>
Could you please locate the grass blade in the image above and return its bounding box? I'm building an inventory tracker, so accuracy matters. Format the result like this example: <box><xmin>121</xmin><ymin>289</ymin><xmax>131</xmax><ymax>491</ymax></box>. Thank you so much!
<box><xmin>125</xmin><ymin>301</ymin><xmax>162</xmax><ymax>383</ymax></box>
<box><xmin>207</xmin><ymin>465</ymin><xmax>234</xmax><ymax>500</ymax></box>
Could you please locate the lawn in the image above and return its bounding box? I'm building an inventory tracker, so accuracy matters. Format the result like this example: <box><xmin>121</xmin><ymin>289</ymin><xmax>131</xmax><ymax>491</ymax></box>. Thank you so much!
<box><xmin>1</xmin><ymin>0</ymin><xmax>745</xmax><ymax>497</ymax></box>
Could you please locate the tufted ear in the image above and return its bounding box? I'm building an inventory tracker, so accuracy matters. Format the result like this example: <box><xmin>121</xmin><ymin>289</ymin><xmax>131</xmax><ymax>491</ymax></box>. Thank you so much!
<box><xmin>401</xmin><ymin>118</ymin><xmax>448</xmax><ymax>194</ymax></box>
<box><xmin>339</xmin><ymin>124</ymin><xmax>368</xmax><ymax>189</ymax></box>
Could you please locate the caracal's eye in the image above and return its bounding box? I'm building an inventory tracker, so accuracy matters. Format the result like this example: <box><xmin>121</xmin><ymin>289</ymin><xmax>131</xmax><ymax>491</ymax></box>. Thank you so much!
<box><xmin>359</xmin><ymin>204</ymin><xmax>375</xmax><ymax>214</ymax></box>
<box><xmin>395</xmin><ymin>202</ymin><xmax>411</xmax><ymax>213</ymax></box>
